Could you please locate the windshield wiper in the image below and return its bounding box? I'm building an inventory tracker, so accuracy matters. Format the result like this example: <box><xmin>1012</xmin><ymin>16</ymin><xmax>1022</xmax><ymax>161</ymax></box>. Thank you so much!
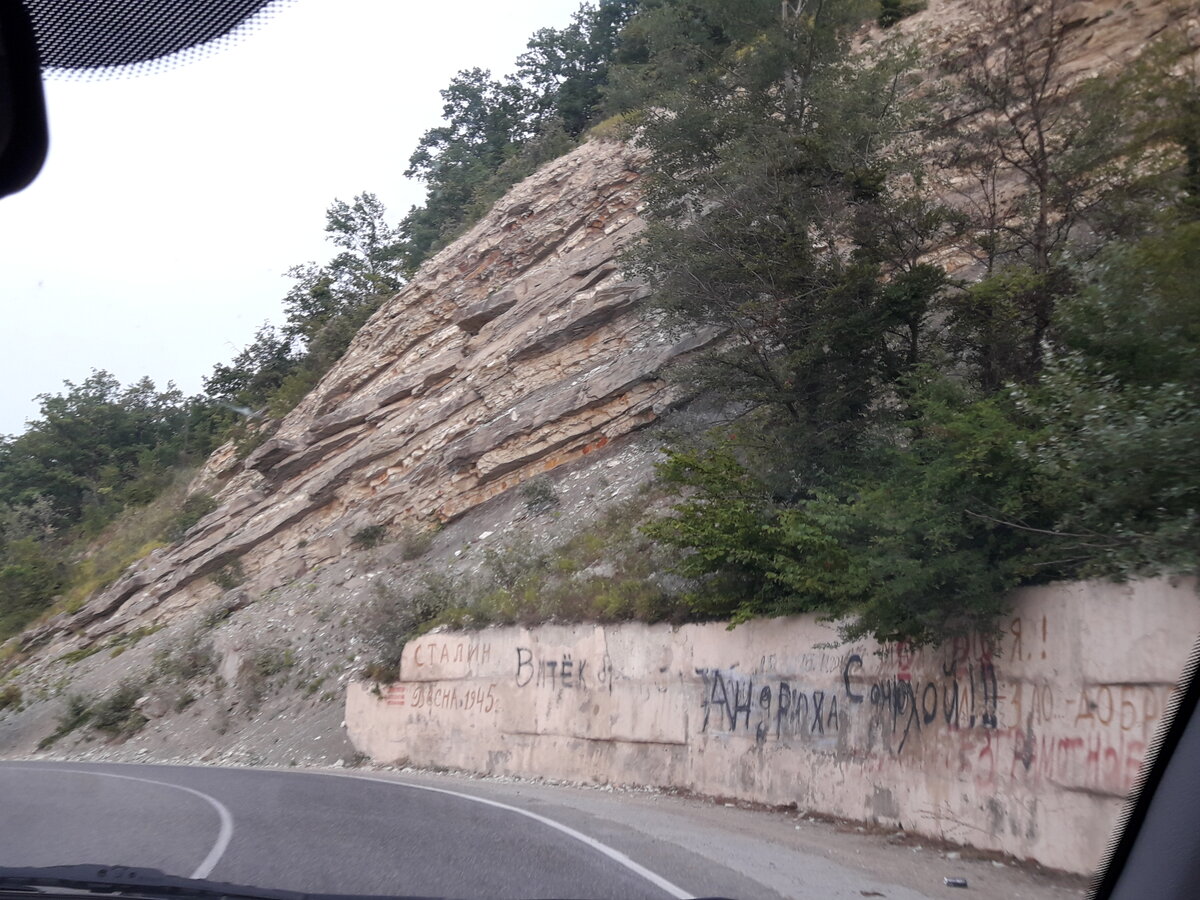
<box><xmin>0</xmin><ymin>866</ymin><xmax>445</xmax><ymax>900</ymax></box>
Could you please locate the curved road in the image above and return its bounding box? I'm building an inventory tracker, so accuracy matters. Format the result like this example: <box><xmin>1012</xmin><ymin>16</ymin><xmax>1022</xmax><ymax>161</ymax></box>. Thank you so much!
<box><xmin>0</xmin><ymin>761</ymin><xmax>1073</xmax><ymax>899</ymax></box>
<box><xmin>0</xmin><ymin>762</ymin><xmax>693</xmax><ymax>899</ymax></box>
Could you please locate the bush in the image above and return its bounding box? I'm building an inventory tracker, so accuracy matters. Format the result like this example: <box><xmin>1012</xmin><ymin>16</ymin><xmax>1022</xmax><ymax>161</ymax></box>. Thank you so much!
<box><xmin>165</xmin><ymin>493</ymin><xmax>218</xmax><ymax>542</ymax></box>
<box><xmin>38</xmin><ymin>693</ymin><xmax>93</xmax><ymax>749</ymax></box>
<box><xmin>201</xmin><ymin>595</ymin><xmax>243</xmax><ymax>628</ymax></box>
<box><xmin>877</xmin><ymin>0</ymin><xmax>926</xmax><ymax>28</ymax></box>
<box><xmin>397</xmin><ymin>525</ymin><xmax>434</xmax><ymax>561</ymax></box>
<box><xmin>644</xmin><ymin>385</ymin><xmax>1065</xmax><ymax>644</ymax></box>
<box><xmin>155</xmin><ymin>631</ymin><xmax>216</xmax><ymax>683</ymax></box>
<box><xmin>358</xmin><ymin>575</ymin><xmax>457</xmax><ymax>682</ymax></box>
<box><xmin>211</xmin><ymin>559</ymin><xmax>245</xmax><ymax>590</ymax></box>
<box><xmin>520</xmin><ymin>476</ymin><xmax>559</xmax><ymax>514</ymax></box>
<box><xmin>361</xmin><ymin>496</ymin><xmax>688</xmax><ymax>656</ymax></box>
<box><xmin>0</xmin><ymin>540</ymin><xmax>67</xmax><ymax>643</ymax></box>
<box><xmin>241</xmin><ymin>643</ymin><xmax>297</xmax><ymax>707</ymax></box>
<box><xmin>90</xmin><ymin>681</ymin><xmax>148</xmax><ymax>738</ymax></box>
<box><xmin>350</xmin><ymin>524</ymin><xmax>387</xmax><ymax>551</ymax></box>
<box><xmin>252</xmin><ymin>645</ymin><xmax>295</xmax><ymax>678</ymax></box>
<box><xmin>0</xmin><ymin>684</ymin><xmax>20</xmax><ymax>712</ymax></box>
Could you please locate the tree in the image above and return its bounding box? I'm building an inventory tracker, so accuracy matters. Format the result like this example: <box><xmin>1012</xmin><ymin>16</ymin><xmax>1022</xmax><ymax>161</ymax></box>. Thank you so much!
<box><xmin>0</xmin><ymin>372</ymin><xmax>188</xmax><ymax>524</ymax></box>
<box><xmin>398</xmin><ymin>69</ymin><xmax>534</xmax><ymax>270</ymax></box>
<box><xmin>517</xmin><ymin>0</ymin><xmax>640</xmax><ymax>136</ymax></box>
<box><xmin>205</xmin><ymin>192</ymin><xmax>405</xmax><ymax>417</ymax></box>
<box><xmin>202</xmin><ymin>323</ymin><xmax>296</xmax><ymax>411</ymax></box>
<box><xmin>393</xmin><ymin>2</ymin><xmax>642</xmax><ymax>273</ymax></box>
<box><xmin>1021</xmin><ymin>221</ymin><xmax>1200</xmax><ymax>576</ymax></box>
<box><xmin>284</xmin><ymin>192</ymin><xmax>404</xmax><ymax>361</ymax></box>
<box><xmin>933</xmin><ymin>0</ymin><xmax>1184</xmax><ymax>386</ymax></box>
<box><xmin>624</xmin><ymin>0</ymin><xmax>941</xmax><ymax>484</ymax></box>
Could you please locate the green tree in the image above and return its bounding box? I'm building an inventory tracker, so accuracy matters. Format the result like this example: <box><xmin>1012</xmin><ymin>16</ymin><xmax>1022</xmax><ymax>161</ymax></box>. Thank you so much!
<box><xmin>398</xmin><ymin>69</ymin><xmax>533</xmax><ymax>270</ymax></box>
<box><xmin>0</xmin><ymin>537</ymin><xmax>67</xmax><ymax>640</ymax></box>
<box><xmin>283</xmin><ymin>192</ymin><xmax>404</xmax><ymax>368</ymax></box>
<box><xmin>0</xmin><ymin>372</ymin><xmax>188</xmax><ymax>525</ymax></box>
<box><xmin>205</xmin><ymin>192</ymin><xmax>404</xmax><ymax>417</ymax></box>
<box><xmin>518</xmin><ymin>0</ymin><xmax>640</xmax><ymax>136</ymax></box>
<box><xmin>396</xmin><ymin>2</ymin><xmax>641</xmax><ymax>273</ymax></box>
<box><xmin>624</xmin><ymin>0</ymin><xmax>944</xmax><ymax>482</ymax></box>
<box><xmin>202</xmin><ymin>323</ymin><xmax>296</xmax><ymax>412</ymax></box>
<box><xmin>1021</xmin><ymin>221</ymin><xmax>1200</xmax><ymax>576</ymax></box>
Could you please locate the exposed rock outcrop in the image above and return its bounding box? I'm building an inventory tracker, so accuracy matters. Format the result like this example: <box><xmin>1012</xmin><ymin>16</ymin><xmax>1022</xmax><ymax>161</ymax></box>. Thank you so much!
<box><xmin>24</xmin><ymin>138</ymin><xmax>718</xmax><ymax>647</ymax></box>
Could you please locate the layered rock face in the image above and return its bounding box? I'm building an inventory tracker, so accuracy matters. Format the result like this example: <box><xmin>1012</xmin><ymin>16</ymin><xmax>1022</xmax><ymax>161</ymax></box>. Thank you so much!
<box><xmin>33</xmin><ymin>139</ymin><xmax>715</xmax><ymax>644</ymax></box>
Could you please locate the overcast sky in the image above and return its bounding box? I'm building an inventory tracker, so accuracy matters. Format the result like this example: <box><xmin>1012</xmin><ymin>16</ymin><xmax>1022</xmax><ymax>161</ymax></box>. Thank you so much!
<box><xmin>0</xmin><ymin>0</ymin><xmax>578</xmax><ymax>437</ymax></box>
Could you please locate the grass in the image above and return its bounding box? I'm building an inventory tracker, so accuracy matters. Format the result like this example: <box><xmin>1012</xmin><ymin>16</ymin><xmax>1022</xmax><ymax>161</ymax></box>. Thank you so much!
<box><xmin>56</xmin><ymin>645</ymin><xmax>105</xmax><ymax>665</ymax></box>
<box><xmin>57</xmin><ymin>624</ymin><xmax>164</xmax><ymax>666</ymax></box>
<box><xmin>357</xmin><ymin>494</ymin><xmax>692</xmax><ymax>682</ymax></box>
<box><xmin>60</xmin><ymin>469</ymin><xmax>203</xmax><ymax>612</ymax></box>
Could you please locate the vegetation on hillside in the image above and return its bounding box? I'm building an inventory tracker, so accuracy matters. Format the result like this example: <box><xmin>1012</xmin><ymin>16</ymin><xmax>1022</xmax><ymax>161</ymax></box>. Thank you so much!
<box><xmin>2</xmin><ymin>0</ymin><xmax>1197</xmax><ymax>652</ymax></box>
<box><xmin>619</xmin><ymin>0</ymin><xmax>1200</xmax><ymax>642</ymax></box>
<box><xmin>0</xmin><ymin>1</ymin><xmax>641</xmax><ymax>645</ymax></box>
<box><xmin>395</xmin><ymin>0</ymin><xmax>639</xmax><ymax>271</ymax></box>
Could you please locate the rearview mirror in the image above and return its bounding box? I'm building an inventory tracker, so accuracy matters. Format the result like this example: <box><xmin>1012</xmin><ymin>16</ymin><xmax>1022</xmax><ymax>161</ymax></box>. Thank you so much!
<box><xmin>0</xmin><ymin>0</ymin><xmax>48</xmax><ymax>198</ymax></box>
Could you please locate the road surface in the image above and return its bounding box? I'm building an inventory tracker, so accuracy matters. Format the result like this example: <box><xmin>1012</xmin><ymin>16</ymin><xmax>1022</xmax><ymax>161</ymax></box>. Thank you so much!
<box><xmin>0</xmin><ymin>761</ymin><xmax>1081</xmax><ymax>899</ymax></box>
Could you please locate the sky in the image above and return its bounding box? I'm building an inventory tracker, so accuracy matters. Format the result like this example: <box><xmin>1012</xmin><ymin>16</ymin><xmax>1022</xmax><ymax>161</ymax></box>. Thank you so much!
<box><xmin>0</xmin><ymin>0</ymin><xmax>579</xmax><ymax>437</ymax></box>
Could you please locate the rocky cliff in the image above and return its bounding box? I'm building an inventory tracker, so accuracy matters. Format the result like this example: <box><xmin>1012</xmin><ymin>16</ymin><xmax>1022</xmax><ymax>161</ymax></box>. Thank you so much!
<box><xmin>22</xmin><ymin>137</ymin><xmax>720</xmax><ymax>650</ymax></box>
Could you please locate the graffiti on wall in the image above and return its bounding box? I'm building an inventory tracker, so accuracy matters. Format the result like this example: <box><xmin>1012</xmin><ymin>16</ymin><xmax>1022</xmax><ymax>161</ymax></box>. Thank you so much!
<box><xmin>514</xmin><ymin>647</ymin><xmax>615</xmax><ymax>691</ymax></box>
<box><xmin>389</xmin><ymin>609</ymin><xmax>1176</xmax><ymax>799</ymax></box>
<box><xmin>386</xmin><ymin>681</ymin><xmax>498</xmax><ymax>715</ymax></box>
<box><xmin>410</xmin><ymin>639</ymin><xmax>493</xmax><ymax>669</ymax></box>
<box><xmin>695</xmin><ymin>668</ymin><xmax>843</xmax><ymax>745</ymax></box>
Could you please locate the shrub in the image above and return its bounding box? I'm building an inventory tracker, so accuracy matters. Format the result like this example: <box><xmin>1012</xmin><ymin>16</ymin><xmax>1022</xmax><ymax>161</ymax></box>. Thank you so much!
<box><xmin>90</xmin><ymin>681</ymin><xmax>148</xmax><ymax>738</ymax></box>
<box><xmin>350</xmin><ymin>524</ymin><xmax>387</xmax><ymax>551</ymax></box>
<box><xmin>38</xmin><ymin>693</ymin><xmax>93</xmax><ymax>749</ymax></box>
<box><xmin>165</xmin><ymin>493</ymin><xmax>218</xmax><ymax>542</ymax></box>
<box><xmin>358</xmin><ymin>575</ymin><xmax>456</xmax><ymax>682</ymax></box>
<box><xmin>202</xmin><ymin>592</ymin><xmax>249</xmax><ymax>628</ymax></box>
<box><xmin>520</xmin><ymin>476</ymin><xmax>558</xmax><ymax>514</ymax></box>
<box><xmin>877</xmin><ymin>0</ymin><xmax>926</xmax><ymax>28</ymax></box>
<box><xmin>211</xmin><ymin>559</ymin><xmax>245</xmax><ymax>590</ymax></box>
<box><xmin>252</xmin><ymin>645</ymin><xmax>295</xmax><ymax>678</ymax></box>
<box><xmin>397</xmin><ymin>525</ymin><xmax>434</xmax><ymax>561</ymax></box>
<box><xmin>0</xmin><ymin>684</ymin><xmax>20</xmax><ymax>712</ymax></box>
<box><xmin>155</xmin><ymin>631</ymin><xmax>216</xmax><ymax>683</ymax></box>
<box><xmin>240</xmin><ymin>643</ymin><xmax>296</xmax><ymax>707</ymax></box>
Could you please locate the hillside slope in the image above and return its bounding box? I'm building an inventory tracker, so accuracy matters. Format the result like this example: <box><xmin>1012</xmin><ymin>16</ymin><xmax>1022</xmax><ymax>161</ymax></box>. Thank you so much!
<box><xmin>1</xmin><ymin>0</ymin><xmax>1194</xmax><ymax>770</ymax></box>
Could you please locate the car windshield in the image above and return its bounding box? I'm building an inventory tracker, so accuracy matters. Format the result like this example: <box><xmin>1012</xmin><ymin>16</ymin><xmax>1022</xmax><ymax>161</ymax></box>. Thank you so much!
<box><xmin>1</xmin><ymin>1</ymin><xmax>1197</xmax><ymax>899</ymax></box>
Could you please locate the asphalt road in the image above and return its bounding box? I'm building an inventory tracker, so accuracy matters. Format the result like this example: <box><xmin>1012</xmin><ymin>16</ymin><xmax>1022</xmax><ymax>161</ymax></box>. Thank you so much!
<box><xmin>0</xmin><ymin>761</ymin><xmax>1078</xmax><ymax>900</ymax></box>
<box><xmin>0</xmin><ymin>762</ymin><xmax>695</xmax><ymax>899</ymax></box>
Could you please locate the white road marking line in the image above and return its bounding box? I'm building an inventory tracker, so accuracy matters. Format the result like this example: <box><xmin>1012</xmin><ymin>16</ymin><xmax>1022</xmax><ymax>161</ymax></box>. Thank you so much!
<box><xmin>17</xmin><ymin>766</ymin><xmax>234</xmax><ymax>879</ymax></box>
<box><xmin>332</xmin><ymin>771</ymin><xmax>695</xmax><ymax>900</ymax></box>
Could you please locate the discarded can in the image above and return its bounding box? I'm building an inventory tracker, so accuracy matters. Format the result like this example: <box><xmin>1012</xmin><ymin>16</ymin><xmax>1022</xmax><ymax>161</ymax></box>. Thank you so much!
<box><xmin>944</xmin><ymin>877</ymin><xmax>969</xmax><ymax>888</ymax></box>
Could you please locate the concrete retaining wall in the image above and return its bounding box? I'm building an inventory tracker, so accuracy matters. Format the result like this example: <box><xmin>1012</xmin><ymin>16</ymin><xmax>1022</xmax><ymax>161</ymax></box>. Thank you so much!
<box><xmin>346</xmin><ymin>577</ymin><xmax>1199</xmax><ymax>874</ymax></box>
